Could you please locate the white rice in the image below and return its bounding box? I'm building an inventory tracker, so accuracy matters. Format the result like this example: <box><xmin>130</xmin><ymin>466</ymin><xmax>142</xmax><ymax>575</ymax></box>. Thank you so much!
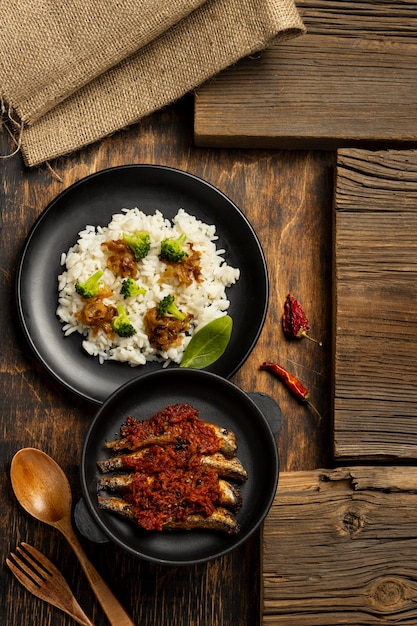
<box><xmin>56</xmin><ymin>208</ymin><xmax>240</xmax><ymax>366</ymax></box>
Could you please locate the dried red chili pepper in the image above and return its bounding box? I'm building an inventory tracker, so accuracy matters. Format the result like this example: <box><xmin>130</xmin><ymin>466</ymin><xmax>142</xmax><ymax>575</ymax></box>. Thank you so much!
<box><xmin>260</xmin><ymin>361</ymin><xmax>321</xmax><ymax>420</ymax></box>
<box><xmin>282</xmin><ymin>293</ymin><xmax>322</xmax><ymax>346</ymax></box>
<box><xmin>260</xmin><ymin>361</ymin><xmax>309</xmax><ymax>400</ymax></box>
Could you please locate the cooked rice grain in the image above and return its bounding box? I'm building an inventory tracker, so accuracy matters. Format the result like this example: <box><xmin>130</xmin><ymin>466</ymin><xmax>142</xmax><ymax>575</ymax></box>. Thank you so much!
<box><xmin>56</xmin><ymin>208</ymin><xmax>240</xmax><ymax>366</ymax></box>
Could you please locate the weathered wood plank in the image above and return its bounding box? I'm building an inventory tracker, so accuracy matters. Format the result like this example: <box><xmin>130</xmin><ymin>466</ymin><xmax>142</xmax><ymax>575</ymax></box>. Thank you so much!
<box><xmin>333</xmin><ymin>148</ymin><xmax>417</xmax><ymax>459</ymax></box>
<box><xmin>298</xmin><ymin>0</ymin><xmax>417</xmax><ymax>40</ymax></box>
<box><xmin>194</xmin><ymin>1</ymin><xmax>417</xmax><ymax>149</ymax></box>
<box><xmin>262</xmin><ymin>467</ymin><xmax>417</xmax><ymax>625</ymax></box>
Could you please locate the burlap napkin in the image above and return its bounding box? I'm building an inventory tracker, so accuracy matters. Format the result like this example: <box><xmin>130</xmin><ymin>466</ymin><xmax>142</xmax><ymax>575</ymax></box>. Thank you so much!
<box><xmin>0</xmin><ymin>0</ymin><xmax>206</xmax><ymax>124</ymax></box>
<box><xmin>1</xmin><ymin>0</ymin><xmax>305</xmax><ymax>166</ymax></box>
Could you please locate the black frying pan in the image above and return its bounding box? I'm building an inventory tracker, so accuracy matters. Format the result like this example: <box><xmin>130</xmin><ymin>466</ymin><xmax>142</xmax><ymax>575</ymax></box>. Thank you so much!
<box><xmin>80</xmin><ymin>369</ymin><xmax>279</xmax><ymax>565</ymax></box>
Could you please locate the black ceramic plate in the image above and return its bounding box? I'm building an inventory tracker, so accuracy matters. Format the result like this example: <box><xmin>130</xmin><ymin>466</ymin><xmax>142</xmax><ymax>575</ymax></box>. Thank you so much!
<box><xmin>81</xmin><ymin>369</ymin><xmax>279</xmax><ymax>565</ymax></box>
<box><xmin>16</xmin><ymin>165</ymin><xmax>268</xmax><ymax>404</ymax></box>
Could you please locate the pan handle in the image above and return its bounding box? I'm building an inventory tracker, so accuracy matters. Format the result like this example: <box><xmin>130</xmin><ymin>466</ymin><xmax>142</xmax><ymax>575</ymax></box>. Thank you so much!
<box><xmin>74</xmin><ymin>497</ymin><xmax>109</xmax><ymax>543</ymax></box>
<box><xmin>247</xmin><ymin>391</ymin><xmax>282</xmax><ymax>441</ymax></box>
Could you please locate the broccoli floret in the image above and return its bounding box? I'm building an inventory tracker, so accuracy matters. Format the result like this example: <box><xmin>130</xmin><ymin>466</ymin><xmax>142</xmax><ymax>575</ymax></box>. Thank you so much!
<box><xmin>160</xmin><ymin>233</ymin><xmax>188</xmax><ymax>263</ymax></box>
<box><xmin>111</xmin><ymin>304</ymin><xmax>137</xmax><ymax>337</ymax></box>
<box><xmin>122</xmin><ymin>231</ymin><xmax>151</xmax><ymax>261</ymax></box>
<box><xmin>157</xmin><ymin>294</ymin><xmax>185</xmax><ymax>321</ymax></box>
<box><xmin>120</xmin><ymin>278</ymin><xmax>146</xmax><ymax>299</ymax></box>
<box><xmin>75</xmin><ymin>270</ymin><xmax>104</xmax><ymax>298</ymax></box>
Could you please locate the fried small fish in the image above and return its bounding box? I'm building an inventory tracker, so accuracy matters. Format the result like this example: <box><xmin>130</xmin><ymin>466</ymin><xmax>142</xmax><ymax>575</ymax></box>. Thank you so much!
<box><xmin>98</xmin><ymin>496</ymin><xmax>240</xmax><ymax>535</ymax></box>
<box><xmin>105</xmin><ymin>423</ymin><xmax>237</xmax><ymax>458</ymax></box>
<box><xmin>97</xmin><ymin>474</ymin><xmax>242</xmax><ymax>512</ymax></box>
<box><xmin>97</xmin><ymin>449</ymin><xmax>248</xmax><ymax>483</ymax></box>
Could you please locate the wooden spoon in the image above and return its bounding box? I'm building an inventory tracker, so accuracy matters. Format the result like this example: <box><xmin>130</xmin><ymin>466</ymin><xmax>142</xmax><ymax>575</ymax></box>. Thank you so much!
<box><xmin>10</xmin><ymin>448</ymin><xmax>135</xmax><ymax>626</ymax></box>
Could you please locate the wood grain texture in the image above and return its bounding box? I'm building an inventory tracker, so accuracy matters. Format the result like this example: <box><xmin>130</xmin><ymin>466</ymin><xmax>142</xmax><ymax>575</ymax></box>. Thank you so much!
<box><xmin>194</xmin><ymin>1</ymin><xmax>417</xmax><ymax>149</ymax></box>
<box><xmin>0</xmin><ymin>97</ymin><xmax>334</xmax><ymax>625</ymax></box>
<box><xmin>298</xmin><ymin>0</ymin><xmax>417</xmax><ymax>41</ymax></box>
<box><xmin>262</xmin><ymin>467</ymin><xmax>417</xmax><ymax>625</ymax></box>
<box><xmin>333</xmin><ymin>148</ymin><xmax>417</xmax><ymax>459</ymax></box>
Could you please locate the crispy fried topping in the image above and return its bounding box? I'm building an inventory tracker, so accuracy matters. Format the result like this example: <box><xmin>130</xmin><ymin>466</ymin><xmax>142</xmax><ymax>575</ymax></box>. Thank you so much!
<box><xmin>143</xmin><ymin>306</ymin><xmax>193</xmax><ymax>351</ymax></box>
<box><xmin>160</xmin><ymin>244</ymin><xmax>203</xmax><ymax>286</ymax></box>
<box><xmin>75</xmin><ymin>295</ymin><xmax>117</xmax><ymax>337</ymax></box>
<box><xmin>101</xmin><ymin>239</ymin><xmax>137</xmax><ymax>277</ymax></box>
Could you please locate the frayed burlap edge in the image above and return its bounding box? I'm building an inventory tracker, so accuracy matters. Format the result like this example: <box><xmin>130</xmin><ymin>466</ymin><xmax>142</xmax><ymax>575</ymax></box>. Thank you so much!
<box><xmin>0</xmin><ymin>97</ymin><xmax>23</xmax><ymax>159</ymax></box>
<box><xmin>1</xmin><ymin>96</ymin><xmax>64</xmax><ymax>180</ymax></box>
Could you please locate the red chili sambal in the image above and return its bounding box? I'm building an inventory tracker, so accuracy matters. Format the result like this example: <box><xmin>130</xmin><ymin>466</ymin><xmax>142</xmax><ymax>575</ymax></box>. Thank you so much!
<box><xmin>118</xmin><ymin>404</ymin><xmax>224</xmax><ymax>531</ymax></box>
<box><xmin>123</xmin><ymin>444</ymin><xmax>221</xmax><ymax>531</ymax></box>
<box><xmin>120</xmin><ymin>403</ymin><xmax>221</xmax><ymax>455</ymax></box>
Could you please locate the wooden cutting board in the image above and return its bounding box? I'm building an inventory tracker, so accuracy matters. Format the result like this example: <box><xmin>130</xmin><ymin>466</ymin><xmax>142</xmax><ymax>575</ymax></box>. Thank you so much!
<box><xmin>333</xmin><ymin>148</ymin><xmax>417</xmax><ymax>460</ymax></box>
<box><xmin>194</xmin><ymin>0</ymin><xmax>417</xmax><ymax>149</ymax></box>
<box><xmin>262</xmin><ymin>467</ymin><xmax>417</xmax><ymax>625</ymax></box>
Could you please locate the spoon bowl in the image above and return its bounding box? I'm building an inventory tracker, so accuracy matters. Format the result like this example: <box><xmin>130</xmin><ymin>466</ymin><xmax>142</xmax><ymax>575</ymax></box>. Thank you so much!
<box><xmin>10</xmin><ymin>448</ymin><xmax>135</xmax><ymax>626</ymax></box>
<box><xmin>11</xmin><ymin>448</ymin><xmax>71</xmax><ymax>524</ymax></box>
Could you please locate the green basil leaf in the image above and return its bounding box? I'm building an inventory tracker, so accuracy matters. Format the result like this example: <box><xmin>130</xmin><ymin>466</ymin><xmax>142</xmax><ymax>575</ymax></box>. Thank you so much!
<box><xmin>180</xmin><ymin>315</ymin><xmax>233</xmax><ymax>369</ymax></box>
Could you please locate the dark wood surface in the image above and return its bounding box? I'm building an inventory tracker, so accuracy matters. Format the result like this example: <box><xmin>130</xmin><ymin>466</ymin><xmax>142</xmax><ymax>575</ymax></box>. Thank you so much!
<box><xmin>0</xmin><ymin>96</ymin><xmax>334</xmax><ymax>625</ymax></box>
<box><xmin>333</xmin><ymin>148</ymin><xmax>417</xmax><ymax>460</ymax></box>
<box><xmin>194</xmin><ymin>0</ymin><xmax>417</xmax><ymax>150</ymax></box>
<box><xmin>263</xmin><ymin>467</ymin><xmax>417</xmax><ymax>625</ymax></box>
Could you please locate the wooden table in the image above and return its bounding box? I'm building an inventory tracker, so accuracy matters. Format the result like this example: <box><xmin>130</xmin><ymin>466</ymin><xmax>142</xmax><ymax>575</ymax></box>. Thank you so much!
<box><xmin>0</xmin><ymin>95</ymin><xmax>334</xmax><ymax>625</ymax></box>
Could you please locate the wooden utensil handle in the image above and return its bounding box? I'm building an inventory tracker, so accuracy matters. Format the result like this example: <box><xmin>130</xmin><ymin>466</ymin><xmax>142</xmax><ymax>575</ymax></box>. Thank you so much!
<box><xmin>72</xmin><ymin>614</ymin><xmax>96</xmax><ymax>626</ymax></box>
<box><xmin>60</xmin><ymin>522</ymin><xmax>135</xmax><ymax>626</ymax></box>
